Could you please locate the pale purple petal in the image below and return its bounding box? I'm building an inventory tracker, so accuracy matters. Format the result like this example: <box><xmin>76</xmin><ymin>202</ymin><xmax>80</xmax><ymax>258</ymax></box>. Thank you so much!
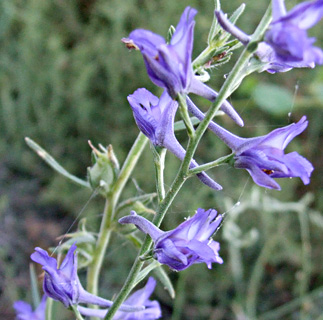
<box><xmin>272</xmin><ymin>0</ymin><xmax>287</xmax><ymax>19</ymax></box>
<box><xmin>277</xmin><ymin>0</ymin><xmax>323</xmax><ymax>29</ymax></box>
<box><xmin>215</xmin><ymin>10</ymin><xmax>251</xmax><ymax>45</ymax></box>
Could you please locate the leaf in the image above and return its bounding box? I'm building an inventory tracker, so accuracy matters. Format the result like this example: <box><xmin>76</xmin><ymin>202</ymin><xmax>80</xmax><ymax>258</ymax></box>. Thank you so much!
<box><xmin>174</xmin><ymin>117</ymin><xmax>200</xmax><ymax>131</ymax></box>
<box><xmin>29</xmin><ymin>263</ymin><xmax>40</xmax><ymax>308</ymax></box>
<box><xmin>25</xmin><ymin>137</ymin><xmax>90</xmax><ymax>188</ymax></box>
<box><xmin>252</xmin><ymin>83</ymin><xmax>294</xmax><ymax>116</ymax></box>
<box><xmin>153</xmin><ymin>265</ymin><xmax>175</xmax><ymax>299</ymax></box>
<box><xmin>134</xmin><ymin>260</ymin><xmax>161</xmax><ymax>287</ymax></box>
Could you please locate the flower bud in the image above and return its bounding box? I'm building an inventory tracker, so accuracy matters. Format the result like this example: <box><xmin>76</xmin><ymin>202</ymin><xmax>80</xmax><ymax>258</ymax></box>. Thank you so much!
<box><xmin>87</xmin><ymin>142</ymin><xmax>119</xmax><ymax>195</ymax></box>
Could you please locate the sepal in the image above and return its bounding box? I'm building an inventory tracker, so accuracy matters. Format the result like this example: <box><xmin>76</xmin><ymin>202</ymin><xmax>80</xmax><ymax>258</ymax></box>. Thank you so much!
<box><xmin>87</xmin><ymin>142</ymin><xmax>119</xmax><ymax>196</ymax></box>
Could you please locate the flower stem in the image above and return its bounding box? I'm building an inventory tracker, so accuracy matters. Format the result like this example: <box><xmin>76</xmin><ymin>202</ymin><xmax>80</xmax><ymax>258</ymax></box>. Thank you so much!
<box><xmin>45</xmin><ymin>298</ymin><xmax>53</xmax><ymax>320</ymax></box>
<box><xmin>104</xmin><ymin>167</ymin><xmax>187</xmax><ymax>319</ymax></box>
<box><xmin>152</xmin><ymin>146</ymin><xmax>167</xmax><ymax>202</ymax></box>
<box><xmin>177</xmin><ymin>94</ymin><xmax>195</xmax><ymax>138</ymax></box>
<box><xmin>71</xmin><ymin>305</ymin><xmax>85</xmax><ymax>320</ymax></box>
<box><xmin>87</xmin><ymin>133</ymin><xmax>148</xmax><ymax>296</ymax></box>
<box><xmin>103</xmin><ymin>5</ymin><xmax>272</xmax><ymax>319</ymax></box>
<box><xmin>188</xmin><ymin>153</ymin><xmax>234</xmax><ymax>175</ymax></box>
<box><xmin>181</xmin><ymin>5</ymin><xmax>272</xmax><ymax>176</ymax></box>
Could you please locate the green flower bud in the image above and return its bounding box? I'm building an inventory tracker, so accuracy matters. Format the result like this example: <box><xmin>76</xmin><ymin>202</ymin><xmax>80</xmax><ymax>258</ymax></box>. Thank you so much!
<box><xmin>87</xmin><ymin>141</ymin><xmax>119</xmax><ymax>196</ymax></box>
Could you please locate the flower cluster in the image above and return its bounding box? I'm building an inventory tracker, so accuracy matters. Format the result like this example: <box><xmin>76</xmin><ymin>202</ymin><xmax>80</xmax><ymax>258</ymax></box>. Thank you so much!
<box><xmin>125</xmin><ymin>3</ymin><xmax>315</xmax><ymax>192</ymax></box>
<box><xmin>15</xmin><ymin>2</ymin><xmax>319</xmax><ymax>319</ymax></box>
<box><xmin>30</xmin><ymin>244</ymin><xmax>161</xmax><ymax>319</ymax></box>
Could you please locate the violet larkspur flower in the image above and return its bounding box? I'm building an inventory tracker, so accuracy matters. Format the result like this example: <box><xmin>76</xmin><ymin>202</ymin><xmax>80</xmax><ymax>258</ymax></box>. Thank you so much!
<box><xmin>13</xmin><ymin>295</ymin><xmax>47</xmax><ymax>320</ymax></box>
<box><xmin>119</xmin><ymin>209</ymin><xmax>223</xmax><ymax>271</ymax></box>
<box><xmin>128</xmin><ymin>88</ymin><xmax>222</xmax><ymax>190</ymax></box>
<box><xmin>263</xmin><ymin>0</ymin><xmax>323</xmax><ymax>72</ymax></box>
<box><xmin>187</xmin><ymin>99</ymin><xmax>314</xmax><ymax>190</ymax></box>
<box><xmin>123</xmin><ymin>7</ymin><xmax>243</xmax><ymax>126</ymax></box>
<box><xmin>215</xmin><ymin>0</ymin><xmax>323</xmax><ymax>73</ymax></box>
<box><xmin>30</xmin><ymin>244</ymin><xmax>143</xmax><ymax>313</ymax></box>
<box><xmin>77</xmin><ymin>277</ymin><xmax>162</xmax><ymax>320</ymax></box>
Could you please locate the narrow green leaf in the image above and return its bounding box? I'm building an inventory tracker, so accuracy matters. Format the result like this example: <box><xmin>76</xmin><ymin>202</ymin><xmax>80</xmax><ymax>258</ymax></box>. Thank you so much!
<box><xmin>134</xmin><ymin>260</ymin><xmax>161</xmax><ymax>287</ymax></box>
<box><xmin>29</xmin><ymin>263</ymin><xmax>40</xmax><ymax>309</ymax></box>
<box><xmin>25</xmin><ymin>137</ymin><xmax>90</xmax><ymax>188</ymax></box>
<box><xmin>154</xmin><ymin>265</ymin><xmax>175</xmax><ymax>299</ymax></box>
<box><xmin>174</xmin><ymin>117</ymin><xmax>199</xmax><ymax>131</ymax></box>
<box><xmin>229</xmin><ymin>3</ymin><xmax>246</xmax><ymax>24</ymax></box>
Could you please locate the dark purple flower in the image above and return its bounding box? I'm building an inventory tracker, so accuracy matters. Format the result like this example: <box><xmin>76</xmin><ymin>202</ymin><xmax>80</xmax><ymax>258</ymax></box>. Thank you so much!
<box><xmin>128</xmin><ymin>88</ymin><xmax>222</xmax><ymax>190</ymax></box>
<box><xmin>30</xmin><ymin>244</ymin><xmax>143</xmax><ymax>313</ymax></box>
<box><xmin>215</xmin><ymin>0</ymin><xmax>323</xmax><ymax>73</ymax></box>
<box><xmin>119</xmin><ymin>209</ymin><xmax>223</xmax><ymax>271</ymax></box>
<box><xmin>123</xmin><ymin>7</ymin><xmax>243</xmax><ymax>125</ymax></box>
<box><xmin>188</xmin><ymin>100</ymin><xmax>314</xmax><ymax>190</ymax></box>
<box><xmin>13</xmin><ymin>295</ymin><xmax>47</xmax><ymax>320</ymax></box>
<box><xmin>77</xmin><ymin>277</ymin><xmax>162</xmax><ymax>319</ymax></box>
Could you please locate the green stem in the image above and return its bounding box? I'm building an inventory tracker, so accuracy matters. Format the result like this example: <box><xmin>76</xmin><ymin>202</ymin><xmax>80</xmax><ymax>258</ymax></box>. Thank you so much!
<box><xmin>87</xmin><ymin>199</ymin><xmax>113</xmax><ymax>296</ymax></box>
<box><xmin>177</xmin><ymin>94</ymin><xmax>195</xmax><ymax>138</ymax></box>
<box><xmin>104</xmin><ymin>6</ymin><xmax>272</xmax><ymax>319</ymax></box>
<box><xmin>45</xmin><ymin>298</ymin><xmax>53</xmax><ymax>320</ymax></box>
<box><xmin>188</xmin><ymin>153</ymin><xmax>234</xmax><ymax>175</ymax></box>
<box><xmin>87</xmin><ymin>133</ymin><xmax>148</xmax><ymax>295</ymax></box>
<box><xmin>71</xmin><ymin>305</ymin><xmax>85</xmax><ymax>320</ymax></box>
<box><xmin>181</xmin><ymin>4</ymin><xmax>272</xmax><ymax>177</ymax></box>
<box><xmin>104</xmin><ymin>168</ymin><xmax>187</xmax><ymax>319</ymax></box>
<box><xmin>192</xmin><ymin>46</ymin><xmax>216</xmax><ymax>70</ymax></box>
<box><xmin>153</xmin><ymin>147</ymin><xmax>167</xmax><ymax>202</ymax></box>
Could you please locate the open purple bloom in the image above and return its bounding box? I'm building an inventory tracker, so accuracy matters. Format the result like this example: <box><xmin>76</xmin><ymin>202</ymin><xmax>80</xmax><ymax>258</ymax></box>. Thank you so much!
<box><xmin>119</xmin><ymin>209</ymin><xmax>223</xmax><ymax>271</ymax></box>
<box><xmin>123</xmin><ymin>7</ymin><xmax>243</xmax><ymax>125</ymax></box>
<box><xmin>128</xmin><ymin>88</ymin><xmax>222</xmax><ymax>190</ymax></box>
<box><xmin>77</xmin><ymin>277</ymin><xmax>162</xmax><ymax>319</ymax></box>
<box><xmin>30</xmin><ymin>244</ymin><xmax>143</xmax><ymax>313</ymax></box>
<box><xmin>188</xmin><ymin>99</ymin><xmax>313</xmax><ymax>190</ymax></box>
<box><xmin>13</xmin><ymin>295</ymin><xmax>47</xmax><ymax>320</ymax></box>
<box><xmin>215</xmin><ymin>0</ymin><xmax>323</xmax><ymax>73</ymax></box>
<box><xmin>263</xmin><ymin>0</ymin><xmax>323</xmax><ymax>72</ymax></box>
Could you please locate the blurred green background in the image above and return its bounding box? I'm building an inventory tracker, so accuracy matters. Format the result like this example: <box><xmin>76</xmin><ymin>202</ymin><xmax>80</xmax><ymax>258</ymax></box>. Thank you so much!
<box><xmin>0</xmin><ymin>0</ymin><xmax>322</xmax><ymax>319</ymax></box>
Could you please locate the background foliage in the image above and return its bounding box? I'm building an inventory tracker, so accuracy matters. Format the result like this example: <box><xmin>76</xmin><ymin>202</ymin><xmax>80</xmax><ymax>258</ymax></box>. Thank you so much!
<box><xmin>0</xmin><ymin>0</ymin><xmax>322</xmax><ymax>319</ymax></box>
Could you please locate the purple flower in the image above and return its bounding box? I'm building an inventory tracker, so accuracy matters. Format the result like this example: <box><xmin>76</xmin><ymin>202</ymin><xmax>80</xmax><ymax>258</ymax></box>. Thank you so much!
<box><xmin>128</xmin><ymin>88</ymin><xmax>222</xmax><ymax>190</ymax></box>
<box><xmin>30</xmin><ymin>244</ymin><xmax>143</xmax><ymax>313</ymax></box>
<box><xmin>263</xmin><ymin>0</ymin><xmax>323</xmax><ymax>72</ymax></box>
<box><xmin>123</xmin><ymin>7</ymin><xmax>243</xmax><ymax>125</ymax></box>
<box><xmin>188</xmin><ymin>99</ymin><xmax>314</xmax><ymax>190</ymax></box>
<box><xmin>119</xmin><ymin>209</ymin><xmax>223</xmax><ymax>271</ymax></box>
<box><xmin>77</xmin><ymin>278</ymin><xmax>162</xmax><ymax>319</ymax></box>
<box><xmin>215</xmin><ymin>0</ymin><xmax>323</xmax><ymax>73</ymax></box>
<box><xmin>13</xmin><ymin>295</ymin><xmax>47</xmax><ymax>320</ymax></box>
